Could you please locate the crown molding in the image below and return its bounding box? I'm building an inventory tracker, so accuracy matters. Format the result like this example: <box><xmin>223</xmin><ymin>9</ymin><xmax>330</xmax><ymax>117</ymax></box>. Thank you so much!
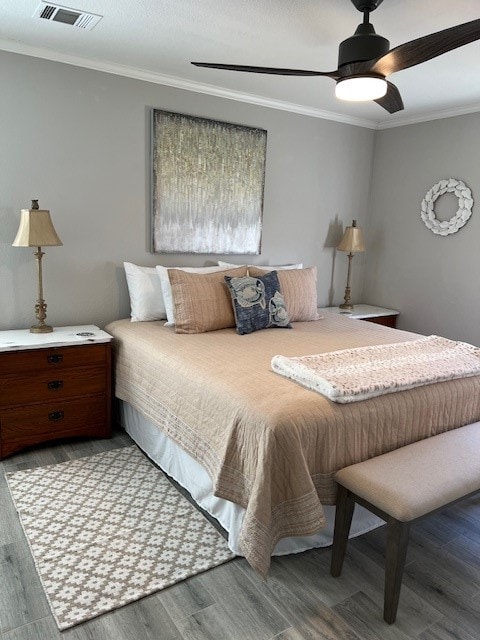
<box><xmin>3</xmin><ymin>38</ymin><xmax>479</xmax><ymax>131</ymax></box>
<box><xmin>376</xmin><ymin>101</ymin><xmax>480</xmax><ymax>130</ymax></box>
<box><xmin>0</xmin><ymin>38</ymin><xmax>377</xmax><ymax>129</ymax></box>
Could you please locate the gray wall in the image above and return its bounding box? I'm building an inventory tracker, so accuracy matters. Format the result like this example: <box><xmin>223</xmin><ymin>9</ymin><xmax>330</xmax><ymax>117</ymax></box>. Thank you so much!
<box><xmin>364</xmin><ymin>113</ymin><xmax>480</xmax><ymax>346</ymax></box>
<box><xmin>0</xmin><ymin>51</ymin><xmax>375</xmax><ymax>331</ymax></box>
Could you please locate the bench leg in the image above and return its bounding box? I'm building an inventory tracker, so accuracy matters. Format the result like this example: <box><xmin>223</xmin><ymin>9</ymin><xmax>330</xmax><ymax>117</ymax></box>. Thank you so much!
<box><xmin>331</xmin><ymin>484</ymin><xmax>355</xmax><ymax>577</ymax></box>
<box><xmin>384</xmin><ymin>517</ymin><xmax>410</xmax><ymax>624</ymax></box>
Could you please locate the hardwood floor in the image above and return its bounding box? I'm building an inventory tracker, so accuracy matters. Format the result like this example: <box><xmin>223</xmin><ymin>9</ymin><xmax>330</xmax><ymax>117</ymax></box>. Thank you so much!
<box><xmin>1</xmin><ymin>430</ymin><xmax>479</xmax><ymax>640</ymax></box>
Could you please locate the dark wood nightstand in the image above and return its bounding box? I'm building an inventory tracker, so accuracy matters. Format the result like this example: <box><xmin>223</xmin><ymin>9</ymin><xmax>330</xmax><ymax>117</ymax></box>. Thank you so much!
<box><xmin>0</xmin><ymin>325</ymin><xmax>112</xmax><ymax>459</ymax></box>
<box><xmin>319</xmin><ymin>304</ymin><xmax>399</xmax><ymax>328</ymax></box>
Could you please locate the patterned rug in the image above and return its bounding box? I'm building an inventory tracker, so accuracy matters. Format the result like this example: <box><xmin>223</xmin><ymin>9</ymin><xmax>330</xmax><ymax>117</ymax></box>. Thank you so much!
<box><xmin>5</xmin><ymin>446</ymin><xmax>235</xmax><ymax>630</ymax></box>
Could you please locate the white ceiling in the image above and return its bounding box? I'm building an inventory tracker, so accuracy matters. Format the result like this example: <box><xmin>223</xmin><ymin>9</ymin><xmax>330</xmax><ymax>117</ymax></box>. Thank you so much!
<box><xmin>1</xmin><ymin>0</ymin><xmax>480</xmax><ymax>129</ymax></box>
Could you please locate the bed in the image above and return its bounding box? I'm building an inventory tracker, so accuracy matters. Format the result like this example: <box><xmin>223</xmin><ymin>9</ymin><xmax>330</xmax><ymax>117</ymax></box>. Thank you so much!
<box><xmin>105</xmin><ymin>312</ymin><xmax>480</xmax><ymax>577</ymax></box>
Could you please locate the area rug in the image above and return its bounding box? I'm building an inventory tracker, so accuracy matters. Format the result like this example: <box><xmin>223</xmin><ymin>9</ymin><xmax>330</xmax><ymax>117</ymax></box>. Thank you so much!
<box><xmin>5</xmin><ymin>445</ymin><xmax>235</xmax><ymax>630</ymax></box>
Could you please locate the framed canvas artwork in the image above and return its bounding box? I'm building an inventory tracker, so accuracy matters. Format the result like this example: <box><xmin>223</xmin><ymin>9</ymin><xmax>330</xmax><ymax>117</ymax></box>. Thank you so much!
<box><xmin>151</xmin><ymin>109</ymin><xmax>267</xmax><ymax>254</ymax></box>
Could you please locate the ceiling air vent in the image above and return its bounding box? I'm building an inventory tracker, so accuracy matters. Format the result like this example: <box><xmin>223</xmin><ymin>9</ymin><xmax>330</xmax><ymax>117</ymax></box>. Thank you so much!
<box><xmin>33</xmin><ymin>2</ymin><xmax>103</xmax><ymax>30</ymax></box>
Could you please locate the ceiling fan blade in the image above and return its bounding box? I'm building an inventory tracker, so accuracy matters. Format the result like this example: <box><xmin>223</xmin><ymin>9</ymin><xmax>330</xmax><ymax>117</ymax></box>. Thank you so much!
<box><xmin>371</xmin><ymin>18</ymin><xmax>480</xmax><ymax>76</ymax></box>
<box><xmin>191</xmin><ymin>62</ymin><xmax>339</xmax><ymax>78</ymax></box>
<box><xmin>374</xmin><ymin>81</ymin><xmax>404</xmax><ymax>113</ymax></box>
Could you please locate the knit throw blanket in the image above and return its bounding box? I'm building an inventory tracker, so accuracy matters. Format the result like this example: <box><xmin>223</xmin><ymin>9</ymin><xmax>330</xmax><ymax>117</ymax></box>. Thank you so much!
<box><xmin>271</xmin><ymin>335</ymin><xmax>480</xmax><ymax>403</ymax></box>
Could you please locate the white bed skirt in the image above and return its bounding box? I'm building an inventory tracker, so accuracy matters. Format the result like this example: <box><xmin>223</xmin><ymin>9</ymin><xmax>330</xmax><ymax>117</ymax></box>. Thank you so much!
<box><xmin>118</xmin><ymin>400</ymin><xmax>384</xmax><ymax>557</ymax></box>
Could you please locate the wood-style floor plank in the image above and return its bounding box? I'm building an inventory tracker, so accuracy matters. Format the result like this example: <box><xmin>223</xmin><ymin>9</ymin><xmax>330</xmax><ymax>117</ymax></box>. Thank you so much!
<box><xmin>1</xmin><ymin>429</ymin><xmax>480</xmax><ymax>639</ymax></box>
<box><xmin>272</xmin><ymin>629</ymin><xmax>317</xmax><ymax>640</ymax></box>
<box><xmin>174</xmin><ymin>601</ymin><xmax>250</xmax><ymax>640</ymax></box>
<box><xmin>64</xmin><ymin>594</ymin><xmax>182</xmax><ymax>640</ymax></box>
<box><xmin>405</xmin><ymin>538</ymin><xmax>480</xmax><ymax>600</ymax></box>
<box><xmin>1</xmin><ymin>616</ymin><xmax>61</xmax><ymax>640</ymax></box>
<box><xmin>400</xmin><ymin>559</ymin><xmax>480</xmax><ymax>640</ymax></box>
<box><xmin>0</xmin><ymin>542</ymin><xmax>50</xmax><ymax>634</ymax></box>
<box><xmin>409</xmin><ymin>512</ymin><xmax>463</xmax><ymax>549</ymax></box>
<box><xmin>175</xmin><ymin>560</ymin><xmax>290</xmax><ymax>640</ymax></box>
<box><xmin>155</xmin><ymin>573</ymin><xmax>216</xmax><ymax>621</ymax></box>
<box><xmin>282</xmin><ymin>535</ymin><xmax>440</xmax><ymax>636</ymax></box>
<box><xmin>0</xmin><ymin>485</ymin><xmax>21</xmax><ymax>547</ymax></box>
<box><xmin>419</xmin><ymin>616</ymin><xmax>478</xmax><ymax>640</ymax></box>
<box><xmin>237</xmin><ymin>556</ymin><xmax>361</xmax><ymax>640</ymax></box>
<box><xmin>333</xmin><ymin>591</ymin><xmax>417</xmax><ymax>640</ymax></box>
<box><xmin>275</xmin><ymin>547</ymin><xmax>360</xmax><ymax>608</ymax></box>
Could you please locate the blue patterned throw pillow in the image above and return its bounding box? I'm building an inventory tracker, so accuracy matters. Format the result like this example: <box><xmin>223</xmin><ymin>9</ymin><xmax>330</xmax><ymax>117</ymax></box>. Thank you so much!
<box><xmin>225</xmin><ymin>270</ymin><xmax>292</xmax><ymax>335</ymax></box>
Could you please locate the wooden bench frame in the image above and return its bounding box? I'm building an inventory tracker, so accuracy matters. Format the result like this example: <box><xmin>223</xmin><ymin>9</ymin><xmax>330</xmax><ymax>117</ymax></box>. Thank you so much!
<box><xmin>330</xmin><ymin>483</ymin><xmax>480</xmax><ymax>624</ymax></box>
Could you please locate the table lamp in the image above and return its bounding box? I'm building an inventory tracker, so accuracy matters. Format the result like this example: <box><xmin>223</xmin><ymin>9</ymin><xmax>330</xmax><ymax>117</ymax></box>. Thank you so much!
<box><xmin>12</xmin><ymin>200</ymin><xmax>63</xmax><ymax>333</ymax></box>
<box><xmin>337</xmin><ymin>219</ymin><xmax>365</xmax><ymax>311</ymax></box>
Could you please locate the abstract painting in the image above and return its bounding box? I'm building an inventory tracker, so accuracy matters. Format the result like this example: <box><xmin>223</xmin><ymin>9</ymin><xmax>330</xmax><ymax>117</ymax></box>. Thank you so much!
<box><xmin>151</xmin><ymin>109</ymin><xmax>267</xmax><ymax>254</ymax></box>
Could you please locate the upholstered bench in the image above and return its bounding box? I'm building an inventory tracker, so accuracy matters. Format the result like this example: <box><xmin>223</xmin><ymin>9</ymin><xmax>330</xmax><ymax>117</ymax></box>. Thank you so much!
<box><xmin>330</xmin><ymin>422</ymin><xmax>480</xmax><ymax>624</ymax></box>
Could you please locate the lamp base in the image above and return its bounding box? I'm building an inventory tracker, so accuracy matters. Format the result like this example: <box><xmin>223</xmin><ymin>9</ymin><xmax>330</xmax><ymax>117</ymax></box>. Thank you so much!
<box><xmin>30</xmin><ymin>323</ymin><xmax>53</xmax><ymax>334</ymax></box>
<box><xmin>339</xmin><ymin>303</ymin><xmax>354</xmax><ymax>310</ymax></box>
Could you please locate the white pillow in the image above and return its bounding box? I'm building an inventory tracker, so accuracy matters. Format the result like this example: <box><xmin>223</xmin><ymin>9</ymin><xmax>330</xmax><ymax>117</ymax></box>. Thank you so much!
<box><xmin>250</xmin><ymin>263</ymin><xmax>303</xmax><ymax>271</ymax></box>
<box><xmin>124</xmin><ymin>262</ymin><xmax>167</xmax><ymax>321</ymax></box>
<box><xmin>156</xmin><ymin>264</ymin><xmax>246</xmax><ymax>326</ymax></box>
<box><xmin>217</xmin><ymin>261</ymin><xmax>303</xmax><ymax>270</ymax></box>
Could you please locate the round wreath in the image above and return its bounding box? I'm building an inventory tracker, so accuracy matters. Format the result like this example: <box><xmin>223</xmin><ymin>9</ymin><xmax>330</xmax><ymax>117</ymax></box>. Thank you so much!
<box><xmin>420</xmin><ymin>178</ymin><xmax>473</xmax><ymax>236</ymax></box>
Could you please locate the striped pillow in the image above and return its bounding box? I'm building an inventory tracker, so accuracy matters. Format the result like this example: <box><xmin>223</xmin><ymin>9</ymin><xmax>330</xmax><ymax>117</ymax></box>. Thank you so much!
<box><xmin>248</xmin><ymin>266</ymin><xmax>319</xmax><ymax>322</ymax></box>
<box><xmin>168</xmin><ymin>266</ymin><xmax>248</xmax><ymax>333</ymax></box>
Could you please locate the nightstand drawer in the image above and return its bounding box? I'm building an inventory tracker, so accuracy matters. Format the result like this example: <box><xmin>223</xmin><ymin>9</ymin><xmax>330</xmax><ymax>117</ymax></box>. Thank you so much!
<box><xmin>0</xmin><ymin>366</ymin><xmax>106</xmax><ymax>406</ymax></box>
<box><xmin>0</xmin><ymin>344</ymin><xmax>107</xmax><ymax>375</ymax></box>
<box><xmin>363</xmin><ymin>315</ymin><xmax>397</xmax><ymax>328</ymax></box>
<box><xmin>1</xmin><ymin>396</ymin><xmax>108</xmax><ymax>446</ymax></box>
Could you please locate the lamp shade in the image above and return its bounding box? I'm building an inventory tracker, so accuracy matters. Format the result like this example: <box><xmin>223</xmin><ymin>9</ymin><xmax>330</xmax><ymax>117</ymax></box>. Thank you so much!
<box><xmin>337</xmin><ymin>220</ymin><xmax>365</xmax><ymax>253</ymax></box>
<box><xmin>12</xmin><ymin>203</ymin><xmax>62</xmax><ymax>247</ymax></box>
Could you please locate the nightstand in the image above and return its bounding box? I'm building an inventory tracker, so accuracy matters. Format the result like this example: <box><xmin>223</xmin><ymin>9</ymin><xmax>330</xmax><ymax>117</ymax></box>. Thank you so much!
<box><xmin>319</xmin><ymin>304</ymin><xmax>399</xmax><ymax>328</ymax></box>
<box><xmin>0</xmin><ymin>325</ymin><xmax>112</xmax><ymax>459</ymax></box>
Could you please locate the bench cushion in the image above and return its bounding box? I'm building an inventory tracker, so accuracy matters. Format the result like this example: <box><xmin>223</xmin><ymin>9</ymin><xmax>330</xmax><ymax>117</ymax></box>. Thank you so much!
<box><xmin>334</xmin><ymin>422</ymin><xmax>480</xmax><ymax>522</ymax></box>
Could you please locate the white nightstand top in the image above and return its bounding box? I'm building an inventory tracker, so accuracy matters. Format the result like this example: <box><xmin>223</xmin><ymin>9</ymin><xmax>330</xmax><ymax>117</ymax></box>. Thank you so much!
<box><xmin>0</xmin><ymin>325</ymin><xmax>112</xmax><ymax>352</ymax></box>
<box><xmin>318</xmin><ymin>304</ymin><xmax>399</xmax><ymax>320</ymax></box>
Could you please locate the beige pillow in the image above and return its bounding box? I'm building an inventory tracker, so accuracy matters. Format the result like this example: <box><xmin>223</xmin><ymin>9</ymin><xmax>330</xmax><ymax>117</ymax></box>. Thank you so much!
<box><xmin>156</xmin><ymin>264</ymin><xmax>246</xmax><ymax>326</ymax></box>
<box><xmin>168</xmin><ymin>266</ymin><xmax>248</xmax><ymax>333</ymax></box>
<box><xmin>248</xmin><ymin>266</ymin><xmax>319</xmax><ymax>322</ymax></box>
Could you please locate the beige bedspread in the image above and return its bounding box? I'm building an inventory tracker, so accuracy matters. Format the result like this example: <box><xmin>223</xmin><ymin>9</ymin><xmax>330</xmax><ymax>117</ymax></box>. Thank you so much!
<box><xmin>106</xmin><ymin>313</ymin><xmax>480</xmax><ymax>577</ymax></box>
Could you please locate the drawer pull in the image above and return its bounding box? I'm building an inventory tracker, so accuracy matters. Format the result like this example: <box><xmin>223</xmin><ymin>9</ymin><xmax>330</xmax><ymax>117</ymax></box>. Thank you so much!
<box><xmin>47</xmin><ymin>380</ymin><xmax>64</xmax><ymax>391</ymax></box>
<box><xmin>48</xmin><ymin>411</ymin><xmax>64</xmax><ymax>422</ymax></box>
<box><xmin>47</xmin><ymin>354</ymin><xmax>63</xmax><ymax>364</ymax></box>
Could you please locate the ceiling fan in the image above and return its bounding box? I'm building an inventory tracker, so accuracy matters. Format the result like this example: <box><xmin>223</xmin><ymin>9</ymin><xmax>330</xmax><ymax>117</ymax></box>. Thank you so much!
<box><xmin>191</xmin><ymin>0</ymin><xmax>480</xmax><ymax>113</ymax></box>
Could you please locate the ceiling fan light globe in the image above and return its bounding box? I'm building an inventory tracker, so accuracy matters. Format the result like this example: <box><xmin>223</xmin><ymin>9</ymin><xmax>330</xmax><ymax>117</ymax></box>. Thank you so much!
<box><xmin>335</xmin><ymin>76</ymin><xmax>387</xmax><ymax>101</ymax></box>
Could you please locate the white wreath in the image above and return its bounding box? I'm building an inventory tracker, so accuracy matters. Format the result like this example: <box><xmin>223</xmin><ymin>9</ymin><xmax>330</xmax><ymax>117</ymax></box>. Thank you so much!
<box><xmin>421</xmin><ymin>178</ymin><xmax>473</xmax><ymax>236</ymax></box>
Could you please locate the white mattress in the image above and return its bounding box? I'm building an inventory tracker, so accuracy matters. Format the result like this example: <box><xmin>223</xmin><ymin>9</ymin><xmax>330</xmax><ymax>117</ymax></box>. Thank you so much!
<box><xmin>118</xmin><ymin>400</ymin><xmax>384</xmax><ymax>557</ymax></box>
